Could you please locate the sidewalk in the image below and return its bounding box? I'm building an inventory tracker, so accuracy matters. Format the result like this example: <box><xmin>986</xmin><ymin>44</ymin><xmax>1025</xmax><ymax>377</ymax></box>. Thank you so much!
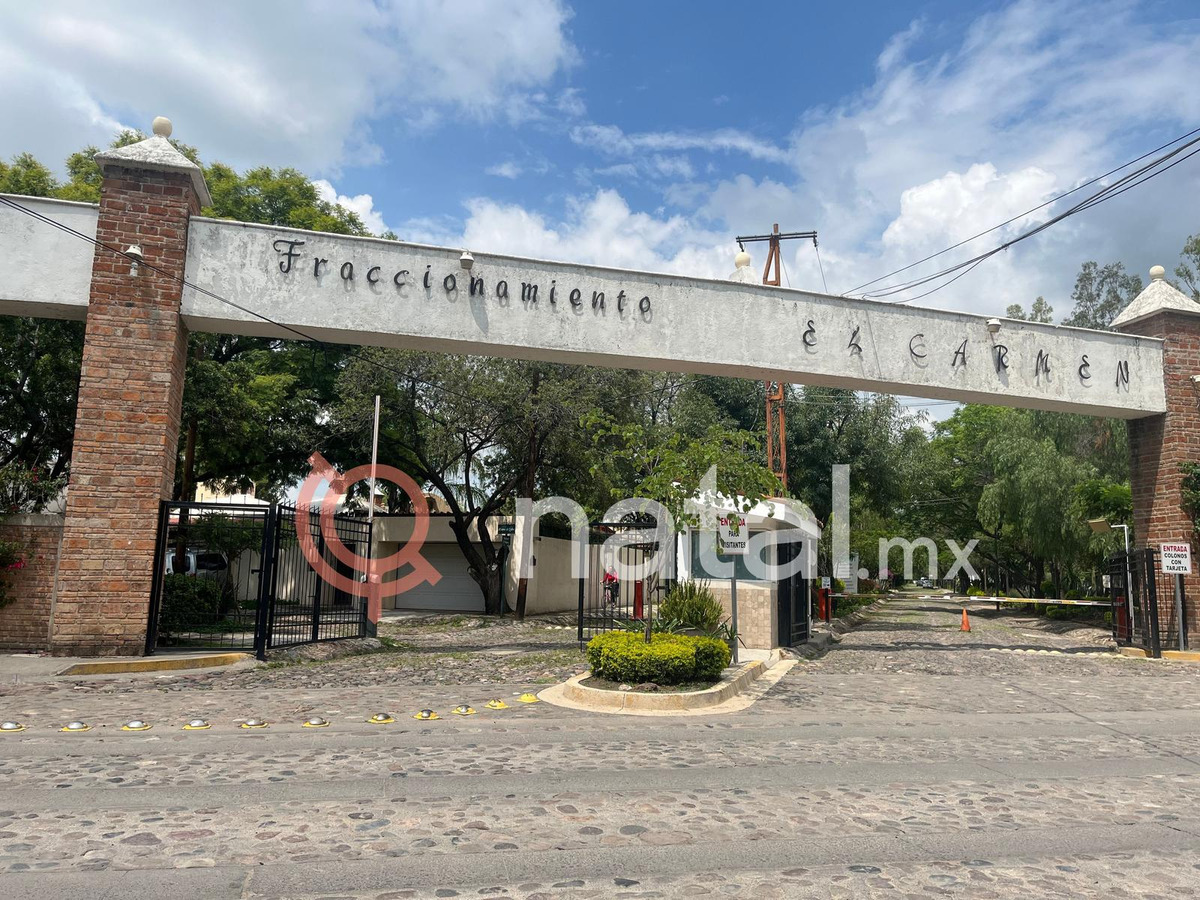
<box><xmin>0</xmin><ymin>651</ymin><xmax>253</xmax><ymax>681</ymax></box>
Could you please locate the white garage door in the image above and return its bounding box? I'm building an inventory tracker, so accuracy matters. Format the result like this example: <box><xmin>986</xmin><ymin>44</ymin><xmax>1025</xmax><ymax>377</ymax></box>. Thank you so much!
<box><xmin>395</xmin><ymin>543</ymin><xmax>485</xmax><ymax>612</ymax></box>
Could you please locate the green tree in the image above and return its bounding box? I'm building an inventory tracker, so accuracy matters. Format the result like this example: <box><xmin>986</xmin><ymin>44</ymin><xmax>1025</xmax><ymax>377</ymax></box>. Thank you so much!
<box><xmin>1062</xmin><ymin>261</ymin><xmax>1142</xmax><ymax>330</ymax></box>
<box><xmin>1006</xmin><ymin>296</ymin><xmax>1054</xmax><ymax>323</ymax></box>
<box><xmin>586</xmin><ymin>415</ymin><xmax>781</xmax><ymax>529</ymax></box>
<box><xmin>0</xmin><ymin>153</ymin><xmax>59</xmax><ymax>196</ymax></box>
<box><xmin>1176</xmin><ymin>233</ymin><xmax>1200</xmax><ymax>302</ymax></box>
<box><xmin>331</xmin><ymin>350</ymin><xmax>639</xmax><ymax>614</ymax></box>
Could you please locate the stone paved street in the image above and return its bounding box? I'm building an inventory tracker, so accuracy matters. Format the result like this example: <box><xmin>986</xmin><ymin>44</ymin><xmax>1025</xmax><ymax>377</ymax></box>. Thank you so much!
<box><xmin>3</xmin><ymin>596</ymin><xmax>1200</xmax><ymax>898</ymax></box>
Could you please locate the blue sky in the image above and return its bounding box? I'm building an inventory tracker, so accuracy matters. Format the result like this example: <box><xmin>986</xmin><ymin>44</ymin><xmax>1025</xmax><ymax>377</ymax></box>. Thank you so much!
<box><xmin>3</xmin><ymin>0</ymin><xmax>1199</xmax><ymax>332</ymax></box>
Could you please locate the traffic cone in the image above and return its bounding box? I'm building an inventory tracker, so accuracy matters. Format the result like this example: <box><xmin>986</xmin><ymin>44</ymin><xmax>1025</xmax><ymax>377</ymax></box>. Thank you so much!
<box><xmin>961</xmin><ymin>608</ymin><xmax>971</xmax><ymax>632</ymax></box>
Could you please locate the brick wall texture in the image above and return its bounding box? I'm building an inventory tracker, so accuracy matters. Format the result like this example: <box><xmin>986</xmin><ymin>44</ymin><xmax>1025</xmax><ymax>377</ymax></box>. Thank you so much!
<box><xmin>49</xmin><ymin>169</ymin><xmax>196</xmax><ymax>656</ymax></box>
<box><xmin>0</xmin><ymin>515</ymin><xmax>63</xmax><ymax>651</ymax></box>
<box><xmin>1121</xmin><ymin>312</ymin><xmax>1200</xmax><ymax>646</ymax></box>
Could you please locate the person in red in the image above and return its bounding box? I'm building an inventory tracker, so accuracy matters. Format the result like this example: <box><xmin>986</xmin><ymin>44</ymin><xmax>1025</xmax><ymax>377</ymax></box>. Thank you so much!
<box><xmin>603</xmin><ymin>565</ymin><xmax>620</xmax><ymax>609</ymax></box>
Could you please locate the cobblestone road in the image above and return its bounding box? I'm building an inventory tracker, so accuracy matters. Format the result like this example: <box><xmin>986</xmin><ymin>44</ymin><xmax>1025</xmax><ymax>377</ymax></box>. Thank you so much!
<box><xmin>3</xmin><ymin>596</ymin><xmax>1200</xmax><ymax>898</ymax></box>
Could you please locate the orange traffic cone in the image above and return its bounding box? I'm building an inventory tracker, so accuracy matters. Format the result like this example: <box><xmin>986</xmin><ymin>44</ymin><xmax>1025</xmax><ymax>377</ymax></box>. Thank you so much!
<box><xmin>961</xmin><ymin>608</ymin><xmax>971</xmax><ymax>632</ymax></box>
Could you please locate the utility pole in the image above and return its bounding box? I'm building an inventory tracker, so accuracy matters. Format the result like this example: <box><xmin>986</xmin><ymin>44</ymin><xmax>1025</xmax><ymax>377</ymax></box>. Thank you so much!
<box><xmin>733</xmin><ymin>224</ymin><xmax>820</xmax><ymax>493</ymax></box>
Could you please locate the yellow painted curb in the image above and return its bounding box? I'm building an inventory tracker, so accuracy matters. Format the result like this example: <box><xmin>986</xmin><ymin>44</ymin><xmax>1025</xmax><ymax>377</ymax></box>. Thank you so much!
<box><xmin>57</xmin><ymin>652</ymin><xmax>250</xmax><ymax>676</ymax></box>
<box><xmin>1119</xmin><ymin>646</ymin><xmax>1200</xmax><ymax>662</ymax></box>
<box><xmin>1163</xmin><ymin>649</ymin><xmax>1200</xmax><ymax>662</ymax></box>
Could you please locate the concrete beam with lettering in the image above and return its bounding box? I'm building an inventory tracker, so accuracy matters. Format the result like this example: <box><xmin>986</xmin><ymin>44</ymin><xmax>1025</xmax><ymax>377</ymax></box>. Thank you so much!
<box><xmin>184</xmin><ymin>218</ymin><xmax>1165</xmax><ymax>418</ymax></box>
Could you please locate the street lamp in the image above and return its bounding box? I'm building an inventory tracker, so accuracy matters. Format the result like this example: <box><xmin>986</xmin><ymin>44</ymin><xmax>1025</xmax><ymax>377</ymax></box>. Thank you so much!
<box><xmin>1088</xmin><ymin>517</ymin><xmax>1130</xmax><ymax>553</ymax></box>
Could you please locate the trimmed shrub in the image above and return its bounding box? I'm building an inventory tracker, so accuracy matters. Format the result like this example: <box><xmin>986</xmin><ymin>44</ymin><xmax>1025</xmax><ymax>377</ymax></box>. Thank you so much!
<box><xmin>660</xmin><ymin>580</ymin><xmax>725</xmax><ymax>633</ymax></box>
<box><xmin>1064</xmin><ymin>588</ymin><xmax>1084</xmax><ymax>601</ymax></box>
<box><xmin>966</xmin><ymin>586</ymin><xmax>985</xmax><ymax>597</ymax></box>
<box><xmin>692</xmin><ymin>636</ymin><xmax>732</xmax><ymax>680</ymax></box>
<box><xmin>832</xmin><ymin>577</ymin><xmax>845</xmax><ymax>593</ymax></box>
<box><xmin>586</xmin><ymin>631</ymin><xmax>731</xmax><ymax>685</ymax></box>
<box><xmin>160</xmin><ymin>574</ymin><xmax>220</xmax><ymax>638</ymax></box>
<box><xmin>1040</xmin><ymin>579</ymin><xmax>1056</xmax><ymax>599</ymax></box>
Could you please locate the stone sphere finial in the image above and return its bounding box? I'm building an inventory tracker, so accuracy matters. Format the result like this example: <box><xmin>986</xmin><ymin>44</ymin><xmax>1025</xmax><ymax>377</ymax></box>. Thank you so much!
<box><xmin>152</xmin><ymin>117</ymin><xmax>173</xmax><ymax>138</ymax></box>
<box><xmin>1149</xmin><ymin>264</ymin><xmax>1166</xmax><ymax>281</ymax></box>
<box><xmin>735</xmin><ymin>249</ymin><xmax>752</xmax><ymax>269</ymax></box>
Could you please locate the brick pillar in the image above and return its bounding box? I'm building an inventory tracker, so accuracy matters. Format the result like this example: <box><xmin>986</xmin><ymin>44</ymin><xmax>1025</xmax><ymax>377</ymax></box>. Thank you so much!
<box><xmin>1115</xmin><ymin>266</ymin><xmax>1200</xmax><ymax>647</ymax></box>
<box><xmin>50</xmin><ymin>121</ymin><xmax>208</xmax><ymax>656</ymax></box>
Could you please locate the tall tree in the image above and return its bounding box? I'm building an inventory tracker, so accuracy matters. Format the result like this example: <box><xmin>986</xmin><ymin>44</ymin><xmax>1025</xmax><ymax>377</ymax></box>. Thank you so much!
<box><xmin>1176</xmin><ymin>233</ymin><xmax>1200</xmax><ymax>302</ymax></box>
<box><xmin>1061</xmin><ymin>261</ymin><xmax>1142</xmax><ymax>330</ymax></box>
<box><xmin>1006</xmin><ymin>296</ymin><xmax>1054</xmax><ymax>323</ymax></box>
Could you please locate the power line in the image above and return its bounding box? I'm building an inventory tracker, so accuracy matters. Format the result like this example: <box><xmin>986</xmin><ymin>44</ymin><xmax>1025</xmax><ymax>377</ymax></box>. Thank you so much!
<box><xmin>845</xmin><ymin>125</ymin><xmax>1200</xmax><ymax>300</ymax></box>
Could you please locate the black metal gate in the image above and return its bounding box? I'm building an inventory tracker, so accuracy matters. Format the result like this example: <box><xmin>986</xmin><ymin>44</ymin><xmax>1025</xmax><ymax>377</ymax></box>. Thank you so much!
<box><xmin>147</xmin><ymin>501</ymin><xmax>373</xmax><ymax>659</ymax></box>
<box><xmin>267</xmin><ymin>503</ymin><xmax>374</xmax><ymax>649</ymax></box>
<box><xmin>1109</xmin><ymin>549</ymin><xmax>1162</xmax><ymax>657</ymax></box>
<box><xmin>577</xmin><ymin>521</ymin><xmax>668</xmax><ymax>642</ymax></box>
<box><xmin>776</xmin><ymin>538</ymin><xmax>810</xmax><ymax>647</ymax></box>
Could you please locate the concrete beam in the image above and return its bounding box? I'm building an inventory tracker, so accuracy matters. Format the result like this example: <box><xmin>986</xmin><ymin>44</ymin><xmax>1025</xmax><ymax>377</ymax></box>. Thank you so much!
<box><xmin>184</xmin><ymin>217</ymin><xmax>1166</xmax><ymax>418</ymax></box>
<box><xmin>0</xmin><ymin>195</ymin><xmax>96</xmax><ymax>320</ymax></box>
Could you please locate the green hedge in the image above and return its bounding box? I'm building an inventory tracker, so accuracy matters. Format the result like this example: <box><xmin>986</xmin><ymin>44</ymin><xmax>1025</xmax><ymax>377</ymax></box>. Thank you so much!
<box><xmin>160</xmin><ymin>574</ymin><xmax>220</xmax><ymax>638</ymax></box>
<box><xmin>586</xmin><ymin>631</ymin><xmax>732</xmax><ymax>685</ymax></box>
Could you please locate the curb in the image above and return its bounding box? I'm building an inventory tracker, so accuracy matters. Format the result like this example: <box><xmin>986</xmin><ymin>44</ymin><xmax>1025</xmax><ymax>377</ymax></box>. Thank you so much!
<box><xmin>1120</xmin><ymin>646</ymin><xmax>1200</xmax><ymax>662</ymax></box>
<box><xmin>538</xmin><ymin>657</ymin><xmax>792</xmax><ymax>717</ymax></box>
<box><xmin>562</xmin><ymin>661</ymin><xmax>764</xmax><ymax>712</ymax></box>
<box><xmin>56</xmin><ymin>652</ymin><xmax>251</xmax><ymax>676</ymax></box>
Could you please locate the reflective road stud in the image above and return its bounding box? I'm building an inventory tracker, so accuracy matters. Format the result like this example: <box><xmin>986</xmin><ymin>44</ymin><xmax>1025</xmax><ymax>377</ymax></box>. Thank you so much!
<box><xmin>485</xmin><ymin>699</ymin><xmax>509</xmax><ymax>710</ymax></box>
<box><xmin>60</xmin><ymin>722</ymin><xmax>90</xmax><ymax>733</ymax></box>
<box><xmin>517</xmin><ymin>693</ymin><xmax>541</xmax><ymax>704</ymax></box>
<box><xmin>121</xmin><ymin>720</ymin><xmax>152</xmax><ymax>732</ymax></box>
<box><xmin>303</xmin><ymin>717</ymin><xmax>330</xmax><ymax>728</ymax></box>
<box><xmin>413</xmin><ymin>709</ymin><xmax>440</xmax><ymax>720</ymax></box>
<box><xmin>1</xmin><ymin>721</ymin><xmax>26</xmax><ymax>734</ymax></box>
<box><xmin>452</xmin><ymin>705</ymin><xmax>476</xmax><ymax>716</ymax></box>
<box><xmin>183</xmin><ymin>719</ymin><xmax>211</xmax><ymax>730</ymax></box>
<box><xmin>367</xmin><ymin>713</ymin><xmax>395</xmax><ymax>725</ymax></box>
<box><xmin>240</xmin><ymin>719</ymin><xmax>269</xmax><ymax>729</ymax></box>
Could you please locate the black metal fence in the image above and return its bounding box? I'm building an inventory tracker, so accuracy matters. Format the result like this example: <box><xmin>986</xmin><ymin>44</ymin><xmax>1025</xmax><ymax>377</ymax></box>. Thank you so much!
<box><xmin>147</xmin><ymin>501</ymin><xmax>373</xmax><ymax>659</ymax></box>
<box><xmin>1110</xmin><ymin>549</ymin><xmax>1163</xmax><ymax>657</ymax></box>
<box><xmin>577</xmin><ymin>522</ymin><xmax>670</xmax><ymax>642</ymax></box>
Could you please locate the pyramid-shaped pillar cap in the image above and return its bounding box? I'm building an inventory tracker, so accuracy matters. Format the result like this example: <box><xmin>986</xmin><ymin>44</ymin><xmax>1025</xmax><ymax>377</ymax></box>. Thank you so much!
<box><xmin>1111</xmin><ymin>265</ymin><xmax>1200</xmax><ymax>330</ymax></box>
<box><xmin>94</xmin><ymin>117</ymin><xmax>212</xmax><ymax>207</ymax></box>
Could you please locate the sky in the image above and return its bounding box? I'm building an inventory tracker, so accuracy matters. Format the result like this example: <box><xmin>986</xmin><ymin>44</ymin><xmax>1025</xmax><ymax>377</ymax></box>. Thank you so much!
<box><xmin>2</xmin><ymin>0</ymin><xmax>1198</xmax><ymax>418</ymax></box>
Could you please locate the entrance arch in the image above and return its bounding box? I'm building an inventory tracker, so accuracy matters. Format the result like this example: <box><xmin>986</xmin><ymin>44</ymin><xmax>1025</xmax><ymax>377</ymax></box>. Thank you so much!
<box><xmin>0</xmin><ymin>120</ymin><xmax>1194</xmax><ymax>655</ymax></box>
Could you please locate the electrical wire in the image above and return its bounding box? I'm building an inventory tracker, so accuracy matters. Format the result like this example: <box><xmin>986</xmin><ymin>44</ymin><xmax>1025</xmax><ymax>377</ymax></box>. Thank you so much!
<box><xmin>814</xmin><ymin>242</ymin><xmax>829</xmax><ymax>293</ymax></box>
<box><xmin>863</xmin><ymin>136</ymin><xmax>1200</xmax><ymax>303</ymax></box>
<box><xmin>845</xmin><ymin>124</ymin><xmax>1200</xmax><ymax>296</ymax></box>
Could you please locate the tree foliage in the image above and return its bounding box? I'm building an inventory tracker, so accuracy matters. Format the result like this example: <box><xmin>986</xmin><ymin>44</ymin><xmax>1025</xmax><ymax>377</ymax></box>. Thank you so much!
<box><xmin>1061</xmin><ymin>261</ymin><xmax>1142</xmax><ymax>330</ymax></box>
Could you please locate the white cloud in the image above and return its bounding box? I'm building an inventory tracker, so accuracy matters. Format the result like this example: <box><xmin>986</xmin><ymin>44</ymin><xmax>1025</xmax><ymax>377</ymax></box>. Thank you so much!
<box><xmin>402</xmin><ymin>189</ymin><xmax>733</xmax><ymax>279</ymax></box>
<box><xmin>570</xmin><ymin>124</ymin><xmax>790</xmax><ymax>165</ymax></box>
<box><xmin>312</xmin><ymin>179</ymin><xmax>389</xmax><ymax>235</ymax></box>
<box><xmin>0</xmin><ymin>0</ymin><xmax>575</xmax><ymax>174</ymax></box>
<box><xmin>457</xmin><ymin>0</ymin><xmax>1200</xmax><ymax>324</ymax></box>
<box><xmin>556</xmin><ymin>88</ymin><xmax>587</xmax><ymax>118</ymax></box>
<box><xmin>486</xmin><ymin>162</ymin><xmax>523</xmax><ymax>180</ymax></box>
